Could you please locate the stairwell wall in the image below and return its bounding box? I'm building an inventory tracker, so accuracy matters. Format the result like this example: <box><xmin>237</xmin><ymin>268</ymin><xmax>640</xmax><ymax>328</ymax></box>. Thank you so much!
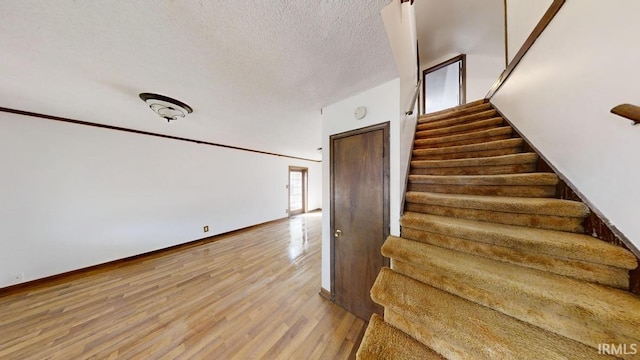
<box><xmin>0</xmin><ymin>111</ymin><xmax>322</xmax><ymax>288</ymax></box>
<box><xmin>321</xmin><ymin>78</ymin><xmax>401</xmax><ymax>292</ymax></box>
<box><xmin>492</xmin><ymin>0</ymin><xmax>640</xmax><ymax>251</ymax></box>
<box><xmin>421</xmin><ymin>52</ymin><xmax>504</xmax><ymax>104</ymax></box>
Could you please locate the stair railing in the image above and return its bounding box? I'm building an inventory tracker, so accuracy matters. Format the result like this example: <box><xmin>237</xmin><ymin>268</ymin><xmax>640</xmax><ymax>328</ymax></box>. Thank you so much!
<box><xmin>400</xmin><ymin>78</ymin><xmax>422</xmax><ymax>215</ymax></box>
<box><xmin>485</xmin><ymin>0</ymin><xmax>565</xmax><ymax>100</ymax></box>
<box><xmin>405</xmin><ymin>80</ymin><xmax>421</xmax><ymax>116</ymax></box>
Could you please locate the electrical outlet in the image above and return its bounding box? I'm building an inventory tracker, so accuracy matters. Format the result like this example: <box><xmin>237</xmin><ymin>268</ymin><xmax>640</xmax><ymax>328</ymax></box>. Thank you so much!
<box><xmin>203</xmin><ymin>226</ymin><xmax>209</xmax><ymax>233</ymax></box>
<box><xmin>286</xmin><ymin>209</ymin><xmax>289</xmax><ymax>214</ymax></box>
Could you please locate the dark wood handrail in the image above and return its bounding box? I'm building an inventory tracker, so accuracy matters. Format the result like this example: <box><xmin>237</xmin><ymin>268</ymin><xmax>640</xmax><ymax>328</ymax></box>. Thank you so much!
<box><xmin>485</xmin><ymin>0</ymin><xmax>565</xmax><ymax>99</ymax></box>
<box><xmin>611</xmin><ymin>104</ymin><xmax>640</xmax><ymax>125</ymax></box>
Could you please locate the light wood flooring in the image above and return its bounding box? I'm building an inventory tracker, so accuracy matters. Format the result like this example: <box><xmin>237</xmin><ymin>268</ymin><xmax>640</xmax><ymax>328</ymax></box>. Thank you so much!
<box><xmin>0</xmin><ymin>212</ymin><xmax>365</xmax><ymax>359</ymax></box>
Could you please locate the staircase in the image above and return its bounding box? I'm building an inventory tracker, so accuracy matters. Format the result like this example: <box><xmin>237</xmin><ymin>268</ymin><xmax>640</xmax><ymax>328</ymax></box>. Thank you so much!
<box><xmin>356</xmin><ymin>100</ymin><xmax>640</xmax><ymax>359</ymax></box>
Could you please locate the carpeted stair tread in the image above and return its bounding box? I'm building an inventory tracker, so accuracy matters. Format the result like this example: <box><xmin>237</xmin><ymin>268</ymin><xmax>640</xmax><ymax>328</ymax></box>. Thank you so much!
<box><xmin>409</xmin><ymin>173</ymin><xmax>558</xmax><ymax>186</ymax></box>
<box><xmin>418</xmin><ymin>101</ymin><xmax>490</xmax><ymax>123</ymax></box>
<box><xmin>408</xmin><ymin>173</ymin><xmax>558</xmax><ymax>197</ymax></box>
<box><xmin>405</xmin><ymin>191</ymin><xmax>589</xmax><ymax>217</ymax></box>
<box><xmin>398</xmin><ymin>228</ymin><xmax>630</xmax><ymax>287</ymax></box>
<box><xmin>412</xmin><ymin>153</ymin><xmax>538</xmax><ymax>169</ymax></box>
<box><xmin>371</xmin><ymin>268</ymin><xmax>618</xmax><ymax>359</ymax></box>
<box><xmin>415</xmin><ymin>118</ymin><xmax>504</xmax><ymax>139</ymax></box>
<box><xmin>400</xmin><ymin>212</ymin><xmax>637</xmax><ymax>270</ymax></box>
<box><xmin>405</xmin><ymin>202</ymin><xmax>584</xmax><ymax>232</ymax></box>
<box><xmin>411</xmin><ymin>163</ymin><xmax>537</xmax><ymax>176</ymax></box>
<box><xmin>410</xmin><ymin>153</ymin><xmax>538</xmax><ymax>175</ymax></box>
<box><xmin>405</xmin><ymin>192</ymin><xmax>588</xmax><ymax>231</ymax></box>
<box><xmin>356</xmin><ymin>314</ymin><xmax>445</xmax><ymax>360</ymax></box>
<box><xmin>381</xmin><ymin>239</ymin><xmax>640</xmax><ymax>350</ymax></box>
<box><xmin>414</xmin><ymin>126</ymin><xmax>512</xmax><ymax>149</ymax></box>
<box><xmin>413</xmin><ymin>138</ymin><xmax>523</xmax><ymax>157</ymax></box>
<box><xmin>417</xmin><ymin>109</ymin><xmax>498</xmax><ymax>130</ymax></box>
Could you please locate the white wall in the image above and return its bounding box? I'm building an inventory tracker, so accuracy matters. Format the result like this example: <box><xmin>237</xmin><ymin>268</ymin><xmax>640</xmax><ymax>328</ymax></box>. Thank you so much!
<box><xmin>506</xmin><ymin>0</ymin><xmax>553</xmax><ymax>63</ymax></box>
<box><xmin>425</xmin><ymin>62</ymin><xmax>461</xmax><ymax>112</ymax></box>
<box><xmin>321</xmin><ymin>78</ymin><xmax>400</xmax><ymax>291</ymax></box>
<box><xmin>422</xmin><ymin>53</ymin><xmax>504</xmax><ymax>103</ymax></box>
<box><xmin>0</xmin><ymin>112</ymin><xmax>322</xmax><ymax>288</ymax></box>
<box><xmin>381</xmin><ymin>0</ymin><xmax>417</xmax><ymax>116</ymax></box>
<box><xmin>492</xmin><ymin>0</ymin><xmax>640</xmax><ymax>251</ymax></box>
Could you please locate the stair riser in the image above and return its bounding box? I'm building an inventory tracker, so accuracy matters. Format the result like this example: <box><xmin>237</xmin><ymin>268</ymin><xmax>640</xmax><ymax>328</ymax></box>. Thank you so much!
<box><xmin>416</xmin><ymin>119</ymin><xmax>504</xmax><ymax>139</ymax></box>
<box><xmin>390</xmin><ymin>260</ymin><xmax>640</xmax><ymax>353</ymax></box>
<box><xmin>414</xmin><ymin>134</ymin><xmax>512</xmax><ymax>149</ymax></box>
<box><xmin>408</xmin><ymin>184</ymin><xmax>556</xmax><ymax>198</ymax></box>
<box><xmin>417</xmin><ymin>109</ymin><xmax>498</xmax><ymax>130</ymax></box>
<box><xmin>414</xmin><ymin>138</ymin><xmax>523</xmax><ymax>157</ymax></box>
<box><xmin>372</xmin><ymin>269</ymin><xmax>611</xmax><ymax>359</ymax></box>
<box><xmin>405</xmin><ymin>202</ymin><xmax>585</xmax><ymax>232</ymax></box>
<box><xmin>399</xmin><ymin>228</ymin><xmax>629</xmax><ymax>288</ymax></box>
<box><xmin>411</xmin><ymin>163</ymin><xmax>537</xmax><ymax>176</ymax></box>
<box><xmin>418</xmin><ymin>99</ymin><xmax>487</xmax><ymax>119</ymax></box>
<box><xmin>419</xmin><ymin>103</ymin><xmax>492</xmax><ymax>123</ymax></box>
<box><xmin>415</xmin><ymin>127</ymin><xmax>512</xmax><ymax>148</ymax></box>
<box><xmin>416</xmin><ymin>125</ymin><xmax>502</xmax><ymax>141</ymax></box>
<box><xmin>405</xmin><ymin>191</ymin><xmax>590</xmax><ymax>217</ymax></box>
<box><xmin>412</xmin><ymin>147</ymin><xmax>523</xmax><ymax>161</ymax></box>
<box><xmin>408</xmin><ymin>173</ymin><xmax>558</xmax><ymax>186</ymax></box>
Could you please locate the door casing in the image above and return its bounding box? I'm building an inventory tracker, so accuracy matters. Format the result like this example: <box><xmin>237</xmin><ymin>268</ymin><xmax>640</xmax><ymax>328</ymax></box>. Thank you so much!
<box><xmin>288</xmin><ymin>166</ymin><xmax>308</xmax><ymax>216</ymax></box>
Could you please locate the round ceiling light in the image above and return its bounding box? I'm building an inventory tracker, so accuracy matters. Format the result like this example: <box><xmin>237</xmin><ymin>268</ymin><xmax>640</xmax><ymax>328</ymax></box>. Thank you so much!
<box><xmin>139</xmin><ymin>93</ymin><xmax>193</xmax><ymax>122</ymax></box>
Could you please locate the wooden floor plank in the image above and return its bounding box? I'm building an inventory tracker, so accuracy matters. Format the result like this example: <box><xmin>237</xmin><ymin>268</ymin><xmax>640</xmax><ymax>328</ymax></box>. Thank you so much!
<box><xmin>0</xmin><ymin>212</ymin><xmax>364</xmax><ymax>359</ymax></box>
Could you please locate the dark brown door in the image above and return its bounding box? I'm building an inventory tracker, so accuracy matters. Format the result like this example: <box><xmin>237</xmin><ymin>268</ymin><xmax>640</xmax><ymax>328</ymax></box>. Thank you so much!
<box><xmin>331</xmin><ymin>122</ymin><xmax>390</xmax><ymax>320</ymax></box>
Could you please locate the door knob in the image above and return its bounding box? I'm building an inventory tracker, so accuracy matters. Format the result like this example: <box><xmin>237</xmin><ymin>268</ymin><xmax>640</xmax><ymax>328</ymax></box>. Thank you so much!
<box><xmin>334</xmin><ymin>229</ymin><xmax>342</xmax><ymax>238</ymax></box>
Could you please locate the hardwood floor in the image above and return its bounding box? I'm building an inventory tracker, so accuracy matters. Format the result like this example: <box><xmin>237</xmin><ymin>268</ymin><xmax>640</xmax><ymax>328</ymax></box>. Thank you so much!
<box><xmin>0</xmin><ymin>212</ymin><xmax>366</xmax><ymax>359</ymax></box>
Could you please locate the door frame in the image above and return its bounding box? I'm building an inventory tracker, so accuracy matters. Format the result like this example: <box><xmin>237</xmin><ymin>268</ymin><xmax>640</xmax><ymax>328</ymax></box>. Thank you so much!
<box><xmin>329</xmin><ymin>122</ymin><xmax>390</xmax><ymax>300</ymax></box>
<box><xmin>288</xmin><ymin>166</ymin><xmax>308</xmax><ymax>216</ymax></box>
<box><xmin>421</xmin><ymin>54</ymin><xmax>466</xmax><ymax>115</ymax></box>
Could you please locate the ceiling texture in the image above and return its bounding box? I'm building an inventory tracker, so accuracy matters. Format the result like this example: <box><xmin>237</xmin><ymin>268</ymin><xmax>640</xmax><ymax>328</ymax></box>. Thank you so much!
<box><xmin>415</xmin><ymin>0</ymin><xmax>504</xmax><ymax>66</ymax></box>
<box><xmin>0</xmin><ymin>0</ymin><xmax>397</xmax><ymax>161</ymax></box>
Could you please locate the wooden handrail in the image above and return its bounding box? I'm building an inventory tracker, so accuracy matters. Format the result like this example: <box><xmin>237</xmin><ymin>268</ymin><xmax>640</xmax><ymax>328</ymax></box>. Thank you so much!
<box><xmin>485</xmin><ymin>0</ymin><xmax>565</xmax><ymax>100</ymax></box>
<box><xmin>611</xmin><ymin>104</ymin><xmax>640</xmax><ymax>125</ymax></box>
<box><xmin>400</xmin><ymin>78</ymin><xmax>422</xmax><ymax>215</ymax></box>
<box><xmin>405</xmin><ymin>78</ymin><xmax>422</xmax><ymax>116</ymax></box>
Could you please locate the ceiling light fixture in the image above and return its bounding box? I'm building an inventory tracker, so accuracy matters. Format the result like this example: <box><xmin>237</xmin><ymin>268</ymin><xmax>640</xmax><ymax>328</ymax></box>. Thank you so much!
<box><xmin>139</xmin><ymin>93</ymin><xmax>193</xmax><ymax>122</ymax></box>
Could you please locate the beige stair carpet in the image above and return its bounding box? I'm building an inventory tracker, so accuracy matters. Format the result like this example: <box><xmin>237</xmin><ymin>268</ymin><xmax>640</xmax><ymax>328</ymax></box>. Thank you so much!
<box><xmin>405</xmin><ymin>191</ymin><xmax>588</xmax><ymax>232</ymax></box>
<box><xmin>398</xmin><ymin>229</ymin><xmax>630</xmax><ymax>287</ymax></box>
<box><xmin>356</xmin><ymin>100</ymin><xmax>640</xmax><ymax>359</ymax></box>
<box><xmin>410</xmin><ymin>153</ymin><xmax>538</xmax><ymax>176</ymax></box>
<box><xmin>414</xmin><ymin>126</ymin><xmax>512</xmax><ymax>148</ymax></box>
<box><xmin>371</xmin><ymin>268</ymin><xmax>618</xmax><ymax>360</ymax></box>
<box><xmin>382</xmin><ymin>237</ymin><xmax>640</xmax><ymax>349</ymax></box>
<box><xmin>415</xmin><ymin>118</ymin><xmax>504</xmax><ymax>139</ymax></box>
<box><xmin>400</xmin><ymin>212</ymin><xmax>636</xmax><ymax>268</ymax></box>
<box><xmin>356</xmin><ymin>314</ymin><xmax>445</xmax><ymax>360</ymax></box>
<box><xmin>416</xmin><ymin>109</ymin><xmax>498</xmax><ymax>131</ymax></box>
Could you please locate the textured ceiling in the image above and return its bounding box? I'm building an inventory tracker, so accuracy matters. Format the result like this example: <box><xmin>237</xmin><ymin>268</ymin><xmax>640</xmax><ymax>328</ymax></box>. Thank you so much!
<box><xmin>0</xmin><ymin>0</ymin><xmax>396</xmax><ymax>160</ymax></box>
<box><xmin>415</xmin><ymin>0</ymin><xmax>504</xmax><ymax>66</ymax></box>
